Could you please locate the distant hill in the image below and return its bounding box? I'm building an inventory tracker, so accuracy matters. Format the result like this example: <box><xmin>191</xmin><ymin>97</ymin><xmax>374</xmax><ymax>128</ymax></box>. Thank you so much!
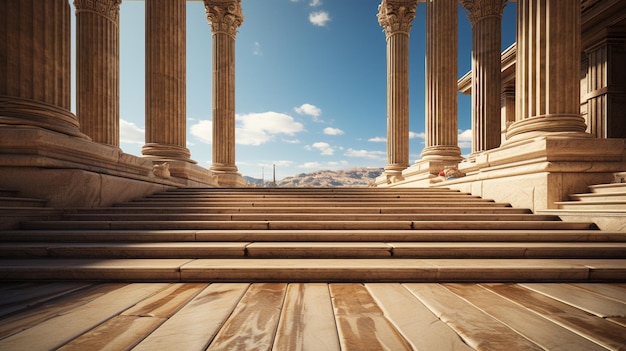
<box><xmin>245</xmin><ymin>167</ymin><xmax>383</xmax><ymax>187</ymax></box>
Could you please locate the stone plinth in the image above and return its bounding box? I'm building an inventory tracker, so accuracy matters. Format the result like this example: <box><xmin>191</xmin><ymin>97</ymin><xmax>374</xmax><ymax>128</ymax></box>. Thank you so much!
<box><xmin>74</xmin><ymin>0</ymin><xmax>121</xmax><ymax>146</ymax></box>
<box><xmin>0</xmin><ymin>0</ymin><xmax>86</xmax><ymax>139</ymax></box>
<box><xmin>142</xmin><ymin>0</ymin><xmax>193</xmax><ymax>164</ymax></box>
<box><xmin>378</xmin><ymin>0</ymin><xmax>417</xmax><ymax>184</ymax></box>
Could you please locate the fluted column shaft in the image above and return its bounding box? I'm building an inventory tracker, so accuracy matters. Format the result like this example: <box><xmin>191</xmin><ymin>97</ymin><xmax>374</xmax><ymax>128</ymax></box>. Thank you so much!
<box><xmin>205</xmin><ymin>0</ymin><xmax>243</xmax><ymax>174</ymax></box>
<box><xmin>142</xmin><ymin>0</ymin><xmax>192</xmax><ymax>162</ymax></box>
<box><xmin>0</xmin><ymin>0</ymin><xmax>85</xmax><ymax>138</ymax></box>
<box><xmin>75</xmin><ymin>0</ymin><xmax>121</xmax><ymax>146</ymax></box>
<box><xmin>378</xmin><ymin>0</ymin><xmax>416</xmax><ymax>181</ymax></box>
<box><xmin>507</xmin><ymin>0</ymin><xmax>587</xmax><ymax>141</ymax></box>
<box><xmin>462</xmin><ymin>0</ymin><xmax>505</xmax><ymax>156</ymax></box>
<box><xmin>421</xmin><ymin>0</ymin><xmax>462</xmax><ymax>162</ymax></box>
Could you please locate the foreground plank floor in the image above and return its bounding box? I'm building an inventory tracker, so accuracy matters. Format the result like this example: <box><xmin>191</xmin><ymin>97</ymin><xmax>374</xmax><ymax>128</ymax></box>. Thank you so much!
<box><xmin>0</xmin><ymin>282</ymin><xmax>624</xmax><ymax>350</ymax></box>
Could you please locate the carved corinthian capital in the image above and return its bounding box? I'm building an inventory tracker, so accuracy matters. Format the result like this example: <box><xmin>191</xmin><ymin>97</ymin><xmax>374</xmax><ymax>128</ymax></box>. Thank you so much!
<box><xmin>461</xmin><ymin>0</ymin><xmax>506</xmax><ymax>25</ymax></box>
<box><xmin>74</xmin><ymin>0</ymin><xmax>122</xmax><ymax>23</ymax></box>
<box><xmin>204</xmin><ymin>0</ymin><xmax>244</xmax><ymax>37</ymax></box>
<box><xmin>378</xmin><ymin>0</ymin><xmax>417</xmax><ymax>38</ymax></box>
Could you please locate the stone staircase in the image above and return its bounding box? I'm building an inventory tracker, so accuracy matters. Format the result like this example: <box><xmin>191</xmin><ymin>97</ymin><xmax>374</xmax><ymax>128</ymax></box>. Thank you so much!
<box><xmin>0</xmin><ymin>187</ymin><xmax>625</xmax><ymax>282</ymax></box>
<box><xmin>0</xmin><ymin>189</ymin><xmax>61</xmax><ymax>230</ymax></box>
<box><xmin>540</xmin><ymin>179</ymin><xmax>626</xmax><ymax>231</ymax></box>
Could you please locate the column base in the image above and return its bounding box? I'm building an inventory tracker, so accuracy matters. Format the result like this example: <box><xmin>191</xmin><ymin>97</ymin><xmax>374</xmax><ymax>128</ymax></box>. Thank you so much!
<box><xmin>141</xmin><ymin>143</ymin><xmax>196</xmax><ymax>164</ymax></box>
<box><xmin>210</xmin><ymin>163</ymin><xmax>248</xmax><ymax>187</ymax></box>
<box><xmin>1</xmin><ymin>95</ymin><xmax>89</xmax><ymax>140</ymax></box>
<box><xmin>505</xmin><ymin>114</ymin><xmax>588</xmax><ymax>143</ymax></box>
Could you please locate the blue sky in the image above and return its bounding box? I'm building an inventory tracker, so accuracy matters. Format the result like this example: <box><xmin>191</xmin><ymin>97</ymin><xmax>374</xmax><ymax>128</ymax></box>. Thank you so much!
<box><xmin>70</xmin><ymin>0</ymin><xmax>516</xmax><ymax>181</ymax></box>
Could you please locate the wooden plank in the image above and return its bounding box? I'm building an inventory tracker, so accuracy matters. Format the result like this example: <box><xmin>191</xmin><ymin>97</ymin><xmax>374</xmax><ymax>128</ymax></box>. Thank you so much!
<box><xmin>570</xmin><ymin>283</ymin><xmax>626</xmax><ymax>303</ymax></box>
<box><xmin>444</xmin><ymin>283</ymin><xmax>606</xmax><ymax>351</ymax></box>
<box><xmin>57</xmin><ymin>284</ymin><xmax>207</xmax><ymax>351</ymax></box>
<box><xmin>404</xmin><ymin>283</ymin><xmax>543</xmax><ymax>351</ymax></box>
<box><xmin>57</xmin><ymin>315</ymin><xmax>166</xmax><ymax>351</ymax></box>
<box><xmin>133</xmin><ymin>283</ymin><xmax>249</xmax><ymax>351</ymax></box>
<box><xmin>0</xmin><ymin>283</ymin><xmax>129</xmax><ymax>339</ymax></box>
<box><xmin>366</xmin><ymin>283</ymin><xmax>473</xmax><ymax>351</ymax></box>
<box><xmin>0</xmin><ymin>282</ymin><xmax>93</xmax><ymax>318</ymax></box>
<box><xmin>272</xmin><ymin>283</ymin><xmax>341</xmax><ymax>351</ymax></box>
<box><xmin>122</xmin><ymin>283</ymin><xmax>207</xmax><ymax>318</ymax></box>
<box><xmin>483</xmin><ymin>283</ymin><xmax>626</xmax><ymax>350</ymax></box>
<box><xmin>0</xmin><ymin>283</ymin><xmax>167</xmax><ymax>350</ymax></box>
<box><xmin>521</xmin><ymin>283</ymin><xmax>626</xmax><ymax>318</ymax></box>
<box><xmin>329</xmin><ymin>283</ymin><xmax>412</xmax><ymax>351</ymax></box>
<box><xmin>206</xmin><ymin>283</ymin><xmax>287</xmax><ymax>350</ymax></box>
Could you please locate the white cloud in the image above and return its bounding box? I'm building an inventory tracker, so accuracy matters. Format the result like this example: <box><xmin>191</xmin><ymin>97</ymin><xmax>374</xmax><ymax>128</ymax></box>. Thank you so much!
<box><xmin>190</xmin><ymin>120</ymin><xmax>213</xmax><ymax>144</ymax></box>
<box><xmin>294</xmin><ymin>103</ymin><xmax>322</xmax><ymax>121</ymax></box>
<box><xmin>306</xmin><ymin>141</ymin><xmax>334</xmax><ymax>155</ymax></box>
<box><xmin>189</xmin><ymin>112</ymin><xmax>304</xmax><ymax>146</ymax></box>
<box><xmin>309</xmin><ymin>0</ymin><xmax>322</xmax><ymax>6</ymax></box>
<box><xmin>309</xmin><ymin>11</ymin><xmax>330</xmax><ymax>27</ymax></box>
<box><xmin>323</xmin><ymin>127</ymin><xmax>344</xmax><ymax>136</ymax></box>
<box><xmin>299</xmin><ymin>162</ymin><xmax>321</xmax><ymax>168</ymax></box>
<box><xmin>368</xmin><ymin>136</ymin><xmax>386</xmax><ymax>143</ymax></box>
<box><xmin>344</xmin><ymin>148</ymin><xmax>386</xmax><ymax>160</ymax></box>
<box><xmin>458</xmin><ymin>129</ymin><xmax>472</xmax><ymax>149</ymax></box>
<box><xmin>410</xmin><ymin>131</ymin><xmax>425</xmax><ymax>139</ymax></box>
<box><xmin>253</xmin><ymin>42</ymin><xmax>262</xmax><ymax>56</ymax></box>
<box><xmin>282</xmin><ymin>138</ymin><xmax>301</xmax><ymax>144</ymax></box>
<box><xmin>120</xmin><ymin>119</ymin><xmax>145</xmax><ymax>145</ymax></box>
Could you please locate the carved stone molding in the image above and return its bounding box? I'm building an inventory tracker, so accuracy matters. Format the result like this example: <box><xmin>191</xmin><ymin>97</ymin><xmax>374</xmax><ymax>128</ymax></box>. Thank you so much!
<box><xmin>460</xmin><ymin>0</ymin><xmax>506</xmax><ymax>25</ymax></box>
<box><xmin>378</xmin><ymin>0</ymin><xmax>417</xmax><ymax>38</ymax></box>
<box><xmin>204</xmin><ymin>0</ymin><xmax>244</xmax><ymax>37</ymax></box>
<box><xmin>74</xmin><ymin>0</ymin><xmax>121</xmax><ymax>23</ymax></box>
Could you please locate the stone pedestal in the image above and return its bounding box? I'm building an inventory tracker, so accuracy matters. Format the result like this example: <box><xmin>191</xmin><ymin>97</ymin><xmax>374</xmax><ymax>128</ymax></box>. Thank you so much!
<box><xmin>142</xmin><ymin>0</ymin><xmax>194</xmax><ymax>164</ymax></box>
<box><xmin>377</xmin><ymin>0</ymin><xmax>417</xmax><ymax>184</ymax></box>
<box><xmin>507</xmin><ymin>0</ymin><xmax>588</xmax><ymax>142</ymax></box>
<box><xmin>204</xmin><ymin>0</ymin><xmax>246</xmax><ymax>187</ymax></box>
<box><xmin>0</xmin><ymin>0</ymin><xmax>86</xmax><ymax>139</ymax></box>
<box><xmin>461</xmin><ymin>0</ymin><xmax>506</xmax><ymax>159</ymax></box>
<box><xmin>74</xmin><ymin>0</ymin><xmax>121</xmax><ymax>146</ymax></box>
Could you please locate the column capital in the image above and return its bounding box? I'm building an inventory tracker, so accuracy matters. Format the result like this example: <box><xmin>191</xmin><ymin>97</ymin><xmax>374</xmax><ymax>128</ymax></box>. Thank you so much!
<box><xmin>74</xmin><ymin>0</ymin><xmax>121</xmax><ymax>23</ymax></box>
<box><xmin>378</xmin><ymin>0</ymin><xmax>417</xmax><ymax>38</ymax></box>
<box><xmin>460</xmin><ymin>0</ymin><xmax>506</xmax><ymax>25</ymax></box>
<box><xmin>204</xmin><ymin>0</ymin><xmax>243</xmax><ymax>38</ymax></box>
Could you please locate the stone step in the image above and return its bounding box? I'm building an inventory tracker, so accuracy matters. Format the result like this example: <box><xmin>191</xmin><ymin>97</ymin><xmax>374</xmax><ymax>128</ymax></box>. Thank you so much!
<box><xmin>0</xmin><ymin>258</ymin><xmax>623</xmax><ymax>282</ymax></box>
<box><xmin>3</xmin><ymin>242</ymin><xmax>623</xmax><ymax>259</ymax></box>
<box><xmin>115</xmin><ymin>200</ymin><xmax>509</xmax><ymax>208</ymax></box>
<box><xmin>19</xmin><ymin>220</ymin><xmax>596</xmax><ymax>231</ymax></box>
<box><xmin>555</xmin><ymin>201</ymin><xmax>626</xmax><ymax>211</ymax></box>
<box><xmin>69</xmin><ymin>206</ymin><xmax>531</xmax><ymax>215</ymax></box>
<box><xmin>2</xmin><ymin>229</ymin><xmax>623</xmax><ymax>243</ymax></box>
<box><xmin>168</xmin><ymin>187</ymin><xmax>457</xmax><ymax>194</ymax></box>
<box><xmin>58</xmin><ymin>213</ymin><xmax>559</xmax><ymax>222</ymax></box>
<box><xmin>144</xmin><ymin>193</ymin><xmax>479</xmax><ymax>199</ymax></box>
<box><xmin>0</xmin><ymin>196</ymin><xmax>47</xmax><ymax>208</ymax></box>
<box><xmin>569</xmin><ymin>192</ymin><xmax>626</xmax><ymax>202</ymax></box>
<box><xmin>589</xmin><ymin>182</ymin><xmax>626</xmax><ymax>194</ymax></box>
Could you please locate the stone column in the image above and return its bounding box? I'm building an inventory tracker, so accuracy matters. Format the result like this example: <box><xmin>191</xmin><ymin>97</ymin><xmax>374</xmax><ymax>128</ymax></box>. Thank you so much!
<box><xmin>204</xmin><ymin>0</ymin><xmax>244</xmax><ymax>185</ymax></box>
<box><xmin>74</xmin><ymin>0</ymin><xmax>121</xmax><ymax>146</ymax></box>
<box><xmin>461</xmin><ymin>0</ymin><xmax>506</xmax><ymax>158</ymax></box>
<box><xmin>421</xmin><ymin>0</ymin><xmax>463</xmax><ymax>169</ymax></box>
<box><xmin>142</xmin><ymin>0</ymin><xmax>193</xmax><ymax>163</ymax></box>
<box><xmin>506</xmin><ymin>0</ymin><xmax>587</xmax><ymax>141</ymax></box>
<box><xmin>0</xmin><ymin>0</ymin><xmax>85</xmax><ymax>139</ymax></box>
<box><xmin>377</xmin><ymin>0</ymin><xmax>417</xmax><ymax>183</ymax></box>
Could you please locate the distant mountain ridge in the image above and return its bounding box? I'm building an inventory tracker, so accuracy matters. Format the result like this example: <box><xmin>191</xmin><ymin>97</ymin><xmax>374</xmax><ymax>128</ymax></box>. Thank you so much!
<box><xmin>245</xmin><ymin>167</ymin><xmax>384</xmax><ymax>187</ymax></box>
